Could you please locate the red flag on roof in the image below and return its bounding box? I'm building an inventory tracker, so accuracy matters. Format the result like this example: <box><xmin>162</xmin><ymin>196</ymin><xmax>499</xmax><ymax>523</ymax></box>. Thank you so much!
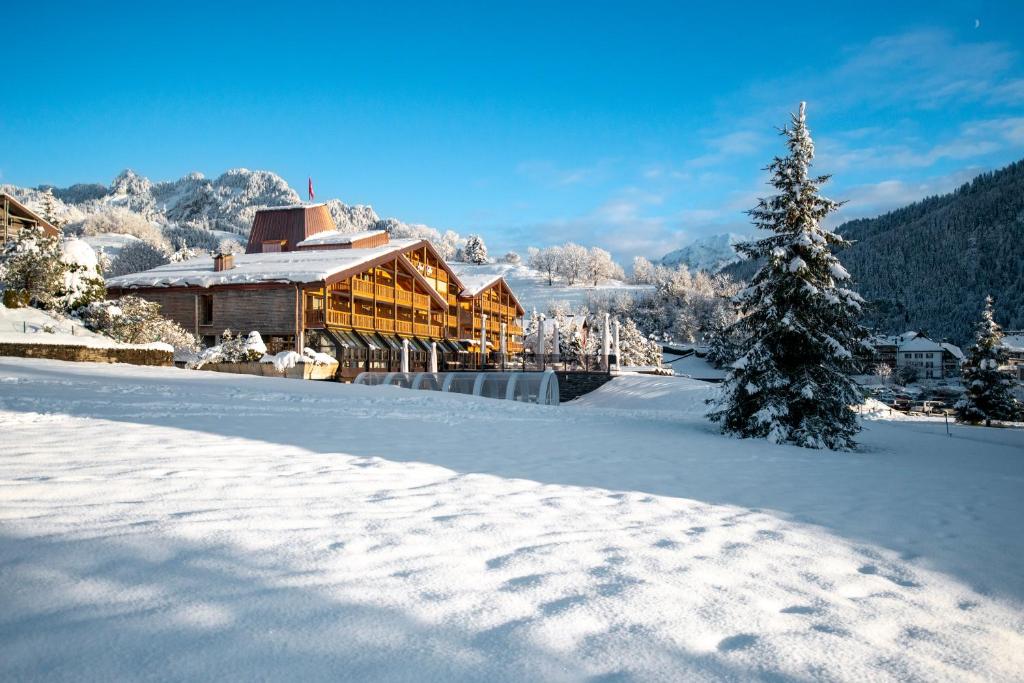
<box><xmin>308</xmin><ymin>177</ymin><xmax>315</xmax><ymax>201</ymax></box>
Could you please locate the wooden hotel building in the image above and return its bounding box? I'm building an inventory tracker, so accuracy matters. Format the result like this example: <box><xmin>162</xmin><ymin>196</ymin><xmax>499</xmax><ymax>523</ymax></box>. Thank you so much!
<box><xmin>106</xmin><ymin>204</ymin><xmax>525</xmax><ymax>377</ymax></box>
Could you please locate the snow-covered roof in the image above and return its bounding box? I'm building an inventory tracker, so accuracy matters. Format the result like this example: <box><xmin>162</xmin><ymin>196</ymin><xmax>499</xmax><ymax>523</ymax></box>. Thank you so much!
<box><xmin>454</xmin><ymin>271</ymin><xmax>504</xmax><ymax>297</ymax></box>
<box><xmin>107</xmin><ymin>238</ymin><xmax>421</xmax><ymax>289</ymax></box>
<box><xmin>940</xmin><ymin>342</ymin><xmax>964</xmax><ymax>360</ymax></box>
<box><xmin>296</xmin><ymin>229</ymin><xmax>385</xmax><ymax>247</ymax></box>
<box><xmin>898</xmin><ymin>337</ymin><xmax>945</xmax><ymax>353</ymax></box>
<box><xmin>256</xmin><ymin>202</ymin><xmax>327</xmax><ymax>211</ymax></box>
<box><xmin>1001</xmin><ymin>334</ymin><xmax>1024</xmax><ymax>353</ymax></box>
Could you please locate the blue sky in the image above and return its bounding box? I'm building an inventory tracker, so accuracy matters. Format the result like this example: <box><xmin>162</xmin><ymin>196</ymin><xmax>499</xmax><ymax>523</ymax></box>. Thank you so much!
<box><xmin>2</xmin><ymin>1</ymin><xmax>1023</xmax><ymax>262</ymax></box>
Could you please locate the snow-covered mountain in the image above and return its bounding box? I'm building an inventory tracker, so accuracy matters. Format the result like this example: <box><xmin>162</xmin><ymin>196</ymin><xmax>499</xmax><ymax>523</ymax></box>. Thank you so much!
<box><xmin>1</xmin><ymin>168</ymin><xmax>382</xmax><ymax>236</ymax></box>
<box><xmin>659</xmin><ymin>233</ymin><xmax>746</xmax><ymax>273</ymax></box>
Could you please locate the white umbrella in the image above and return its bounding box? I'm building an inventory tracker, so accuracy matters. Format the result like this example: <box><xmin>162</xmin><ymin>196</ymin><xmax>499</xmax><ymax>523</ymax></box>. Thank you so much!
<box><xmin>480</xmin><ymin>314</ymin><xmax>488</xmax><ymax>367</ymax></box>
<box><xmin>429</xmin><ymin>341</ymin><xmax>438</xmax><ymax>373</ymax></box>
<box><xmin>401</xmin><ymin>338</ymin><xmax>410</xmax><ymax>373</ymax></box>
<box><xmin>552</xmin><ymin>323</ymin><xmax>560</xmax><ymax>362</ymax></box>
<box><xmin>613</xmin><ymin>320</ymin><xmax>621</xmax><ymax>371</ymax></box>
<box><xmin>536</xmin><ymin>316</ymin><xmax>545</xmax><ymax>369</ymax></box>
<box><xmin>500</xmin><ymin>322</ymin><xmax>507</xmax><ymax>356</ymax></box>
<box><xmin>602</xmin><ymin>313</ymin><xmax>610</xmax><ymax>370</ymax></box>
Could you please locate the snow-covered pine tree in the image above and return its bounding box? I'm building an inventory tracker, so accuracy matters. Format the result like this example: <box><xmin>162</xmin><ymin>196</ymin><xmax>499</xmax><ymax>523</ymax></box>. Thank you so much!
<box><xmin>955</xmin><ymin>296</ymin><xmax>1021</xmax><ymax>426</ymax></box>
<box><xmin>462</xmin><ymin>234</ymin><xmax>489</xmax><ymax>264</ymax></box>
<box><xmin>707</xmin><ymin>102</ymin><xmax>869</xmax><ymax>450</ymax></box>
<box><xmin>40</xmin><ymin>187</ymin><xmax>64</xmax><ymax>229</ymax></box>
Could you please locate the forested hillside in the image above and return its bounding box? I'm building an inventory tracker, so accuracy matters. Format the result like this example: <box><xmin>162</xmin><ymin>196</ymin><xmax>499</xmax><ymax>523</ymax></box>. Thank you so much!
<box><xmin>722</xmin><ymin>159</ymin><xmax>1024</xmax><ymax>344</ymax></box>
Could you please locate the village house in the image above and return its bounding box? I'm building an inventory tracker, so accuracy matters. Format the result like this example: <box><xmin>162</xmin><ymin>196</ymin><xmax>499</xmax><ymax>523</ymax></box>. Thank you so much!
<box><xmin>1</xmin><ymin>192</ymin><xmax>60</xmax><ymax>242</ymax></box>
<box><xmin>106</xmin><ymin>204</ymin><xmax>525</xmax><ymax>379</ymax></box>
<box><xmin>864</xmin><ymin>331</ymin><xmax>963</xmax><ymax>380</ymax></box>
<box><xmin>895</xmin><ymin>335</ymin><xmax>964</xmax><ymax>380</ymax></box>
<box><xmin>1000</xmin><ymin>331</ymin><xmax>1024</xmax><ymax>381</ymax></box>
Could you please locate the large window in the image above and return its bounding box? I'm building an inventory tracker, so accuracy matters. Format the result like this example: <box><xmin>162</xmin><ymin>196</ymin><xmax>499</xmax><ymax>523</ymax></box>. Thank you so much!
<box><xmin>199</xmin><ymin>295</ymin><xmax>213</xmax><ymax>326</ymax></box>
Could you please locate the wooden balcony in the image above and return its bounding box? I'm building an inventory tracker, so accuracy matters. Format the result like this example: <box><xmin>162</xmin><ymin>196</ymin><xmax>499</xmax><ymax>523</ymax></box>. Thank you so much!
<box><xmin>377</xmin><ymin>318</ymin><xmax>395</xmax><ymax>333</ymax></box>
<box><xmin>395</xmin><ymin>288</ymin><xmax>412</xmax><ymax>306</ymax></box>
<box><xmin>352</xmin><ymin>279</ymin><xmax>374</xmax><ymax>298</ymax></box>
<box><xmin>414</xmin><ymin>323</ymin><xmax>442</xmax><ymax>338</ymax></box>
<box><xmin>413</xmin><ymin>292</ymin><xmax>430</xmax><ymax>309</ymax></box>
<box><xmin>304</xmin><ymin>309</ymin><xmax>325</xmax><ymax>328</ymax></box>
<box><xmin>353</xmin><ymin>313</ymin><xmax>374</xmax><ymax>329</ymax></box>
<box><xmin>326</xmin><ymin>310</ymin><xmax>351</xmax><ymax>327</ymax></box>
<box><xmin>396</xmin><ymin>320</ymin><xmax>413</xmax><ymax>334</ymax></box>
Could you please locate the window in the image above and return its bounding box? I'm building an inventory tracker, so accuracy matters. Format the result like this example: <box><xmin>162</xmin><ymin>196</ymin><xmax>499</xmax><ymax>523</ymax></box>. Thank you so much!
<box><xmin>263</xmin><ymin>241</ymin><xmax>284</xmax><ymax>253</ymax></box>
<box><xmin>199</xmin><ymin>295</ymin><xmax>213</xmax><ymax>326</ymax></box>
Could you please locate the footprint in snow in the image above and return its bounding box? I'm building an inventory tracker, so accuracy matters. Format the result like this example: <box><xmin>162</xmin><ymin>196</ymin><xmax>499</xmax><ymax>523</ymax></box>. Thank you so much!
<box><xmin>717</xmin><ymin>633</ymin><xmax>759</xmax><ymax>652</ymax></box>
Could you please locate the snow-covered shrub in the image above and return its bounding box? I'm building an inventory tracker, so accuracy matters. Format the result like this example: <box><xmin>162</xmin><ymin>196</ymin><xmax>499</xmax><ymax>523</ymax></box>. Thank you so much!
<box><xmin>110</xmin><ymin>240</ymin><xmax>171</xmax><ymax>276</ymax></box>
<box><xmin>191</xmin><ymin>330</ymin><xmax>266</xmax><ymax>367</ymax></box>
<box><xmin>0</xmin><ymin>226</ymin><xmax>66</xmax><ymax>309</ymax></box>
<box><xmin>169</xmin><ymin>246</ymin><xmax>205</xmax><ymax>263</ymax></box>
<box><xmin>80</xmin><ymin>296</ymin><xmax>199</xmax><ymax>352</ymax></box>
<box><xmin>260</xmin><ymin>347</ymin><xmax>337</xmax><ymax>372</ymax></box>
<box><xmin>217</xmin><ymin>238</ymin><xmax>245</xmax><ymax>255</ymax></box>
<box><xmin>81</xmin><ymin>208</ymin><xmax>169</xmax><ymax>250</ymax></box>
<box><xmin>501</xmin><ymin>251</ymin><xmax>521</xmax><ymax>265</ymax></box>
<box><xmin>56</xmin><ymin>238</ymin><xmax>106</xmax><ymax>311</ymax></box>
<box><xmin>956</xmin><ymin>297</ymin><xmax>1022</xmax><ymax>425</ymax></box>
<box><xmin>617</xmin><ymin>318</ymin><xmax>662</xmax><ymax>367</ymax></box>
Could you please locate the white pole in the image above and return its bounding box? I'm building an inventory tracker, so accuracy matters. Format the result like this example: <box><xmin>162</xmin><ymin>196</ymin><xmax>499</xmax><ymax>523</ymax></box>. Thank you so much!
<box><xmin>552</xmin><ymin>323</ymin><xmax>560</xmax><ymax>362</ymax></box>
<box><xmin>613</xmin><ymin>320</ymin><xmax>621</xmax><ymax>371</ymax></box>
<box><xmin>401</xmin><ymin>338</ymin><xmax>410</xmax><ymax>373</ymax></box>
<box><xmin>480</xmin><ymin>313</ymin><xmax>488</xmax><ymax>367</ymax></box>
<box><xmin>500</xmin><ymin>322</ymin><xmax>507</xmax><ymax>356</ymax></box>
<box><xmin>429</xmin><ymin>341</ymin><xmax>438</xmax><ymax>373</ymax></box>
<box><xmin>602</xmin><ymin>313</ymin><xmax>610</xmax><ymax>370</ymax></box>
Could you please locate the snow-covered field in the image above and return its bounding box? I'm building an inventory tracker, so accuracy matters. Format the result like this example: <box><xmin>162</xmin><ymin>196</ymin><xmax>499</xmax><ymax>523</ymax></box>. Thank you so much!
<box><xmin>1</xmin><ymin>360</ymin><xmax>1022</xmax><ymax>681</ymax></box>
<box><xmin>0</xmin><ymin>305</ymin><xmax>170</xmax><ymax>351</ymax></box>
<box><xmin>455</xmin><ymin>262</ymin><xmax>653</xmax><ymax>313</ymax></box>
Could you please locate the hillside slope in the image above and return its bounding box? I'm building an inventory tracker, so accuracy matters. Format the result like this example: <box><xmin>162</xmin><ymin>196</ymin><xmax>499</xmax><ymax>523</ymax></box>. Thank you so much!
<box><xmin>722</xmin><ymin>159</ymin><xmax>1024</xmax><ymax>344</ymax></box>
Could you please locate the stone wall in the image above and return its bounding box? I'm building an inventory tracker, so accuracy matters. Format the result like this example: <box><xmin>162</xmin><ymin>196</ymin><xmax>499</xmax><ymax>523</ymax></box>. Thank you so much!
<box><xmin>555</xmin><ymin>371</ymin><xmax>613</xmax><ymax>402</ymax></box>
<box><xmin>0</xmin><ymin>342</ymin><xmax>173</xmax><ymax>366</ymax></box>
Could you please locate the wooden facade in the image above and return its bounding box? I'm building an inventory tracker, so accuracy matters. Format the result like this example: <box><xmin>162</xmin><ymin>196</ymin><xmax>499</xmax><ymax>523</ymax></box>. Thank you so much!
<box><xmin>1</xmin><ymin>192</ymin><xmax>60</xmax><ymax>243</ymax></box>
<box><xmin>108</xmin><ymin>205</ymin><xmax>526</xmax><ymax>373</ymax></box>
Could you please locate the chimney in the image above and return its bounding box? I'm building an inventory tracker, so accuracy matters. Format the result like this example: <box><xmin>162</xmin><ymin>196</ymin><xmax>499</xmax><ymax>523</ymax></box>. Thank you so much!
<box><xmin>213</xmin><ymin>252</ymin><xmax>235</xmax><ymax>272</ymax></box>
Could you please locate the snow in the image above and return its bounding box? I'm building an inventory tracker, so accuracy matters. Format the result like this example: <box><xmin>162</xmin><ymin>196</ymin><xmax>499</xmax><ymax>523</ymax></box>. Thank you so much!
<box><xmin>659</xmin><ymin>233</ymin><xmax>747</xmax><ymax>273</ymax></box>
<box><xmin>81</xmin><ymin>232</ymin><xmax>140</xmax><ymax>259</ymax></box>
<box><xmin>455</xmin><ymin>262</ymin><xmax>653</xmax><ymax>314</ymax></box>
<box><xmin>899</xmin><ymin>337</ymin><xmax>946</xmax><ymax>353</ymax></box>
<box><xmin>295</xmin><ymin>229</ymin><xmax>386</xmax><ymax>247</ymax></box>
<box><xmin>1001</xmin><ymin>335</ymin><xmax>1024</xmax><ymax>353</ymax></box>
<box><xmin>1</xmin><ymin>360</ymin><xmax>1022</xmax><ymax>680</ymax></box>
<box><xmin>0</xmin><ymin>305</ymin><xmax>172</xmax><ymax>351</ymax></box>
<box><xmin>106</xmin><ymin>238</ymin><xmax>421</xmax><ymax>288</ymax></box>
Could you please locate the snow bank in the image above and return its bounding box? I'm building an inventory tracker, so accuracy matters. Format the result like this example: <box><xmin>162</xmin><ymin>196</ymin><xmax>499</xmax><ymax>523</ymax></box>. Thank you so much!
<box><xmin>0</xmin><ymin>304</ymin><xmax>172</xmax><ymax>351</ymax></box>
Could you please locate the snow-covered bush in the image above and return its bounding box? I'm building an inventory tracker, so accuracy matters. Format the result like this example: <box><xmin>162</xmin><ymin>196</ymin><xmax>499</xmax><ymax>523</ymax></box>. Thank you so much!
<box><xmin>80</xmin><ymin>208</ymin><xmax>169</xmax><ymax>250</ymax></box>
<box><xmin>57</xmin><ymin>238</ymin><xmax>105</xmax><ymax>310</ymax></box>
<box><xmin>501</xmin><ymin>251</ymin><xmax>521</xmax><ymax>265</ymax></box>
<box><xmin>110</xmin><ymin>240</ymin><xmax>171</xmax><ymax>276</ymax></box>
<box><xmin>169</xmin><ymin>245</ymin><xmax>205</xmax><ymax>263</ymax></box>
<box><xmin>956</xmin><ymin>297</ymin><xmax>1022</xmax><ymax>425</ymax></box>
<box><xmin>0</xmin><ymin>226</ymin><xmax>66</xmax><ymax>309</ymax></box>
<box><xmin>190</xmin><ymin>330</ymin><xmax>266</xmax><ymax>367</ymax></box>
<box><xmin>80</xmin><ymin>296</ymin><xmax>199</xmax><ymax>352</ymax></box>
<box><xmin>617</xmin><ymin>318</ymin><xmax>662</xmax><ymax>366</ymax></box>
<box><xmin>261</xmin><ymin>347</ymin><xmax>337</xmax><ymax>372</ymax></box>
<box><xmin>217</xmin><ymin>238</ymin><xmax>245</xmax><ymax>255</ymax></box>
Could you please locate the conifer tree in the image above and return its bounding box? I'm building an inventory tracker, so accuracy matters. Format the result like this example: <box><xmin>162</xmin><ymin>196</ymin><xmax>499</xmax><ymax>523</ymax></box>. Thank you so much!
<box><xmin>955</xmin><ymin>296</ymin><xmax>1021</xmax><ymax>426</ymax></box>
<box><xmin>707</xmin><ymin>102</ymin><xmax>869</xmax><ymax>450</ymax></box>
<box><xmin>462</xmin><ymin>234</ymin><xmax>489</xmax><ymax>264</ymax></box>
<box><xmin>40</xmin><ymin>187</ymin><xmax>64</xmax><ymax>229</ymax></box>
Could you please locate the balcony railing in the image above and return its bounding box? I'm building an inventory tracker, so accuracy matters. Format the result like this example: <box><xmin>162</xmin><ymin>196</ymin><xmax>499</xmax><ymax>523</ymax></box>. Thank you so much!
<box><xmin>396</xmin><ymin>320</ymin><xmax>413</xmax><ymax>335</ymax></box>
<box><xmin>413</xmin><ymin>293</ymin><xmax>430</xmax><ymax>309</ymax></box>
<box><xmin>353</xmin><ymin>313</ymin><xmax>374</xmax><ymax>329</ymax></box>
<box><xmin>414</xmin><ymin>323</ymin><xmax>442</xmax><ymax>338</ymax></box>
<box><xmin>352</xmin><ymin>279</ymin><xmax>374</xmax><ymax>298</ymax></box>
<box><xmin>304</xmin><ymin>309</ymin><xmax>325</xmax><ymax>327</ymax></box>
<box><xmin>395</xmin><ymin>288</ymin><xmax>412</xmax><ymax>306</ymax></box>
<box><xmin>326</xmin><ymin>310</ymin><xmax>351</xmax><ymax>327</ymax></box>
